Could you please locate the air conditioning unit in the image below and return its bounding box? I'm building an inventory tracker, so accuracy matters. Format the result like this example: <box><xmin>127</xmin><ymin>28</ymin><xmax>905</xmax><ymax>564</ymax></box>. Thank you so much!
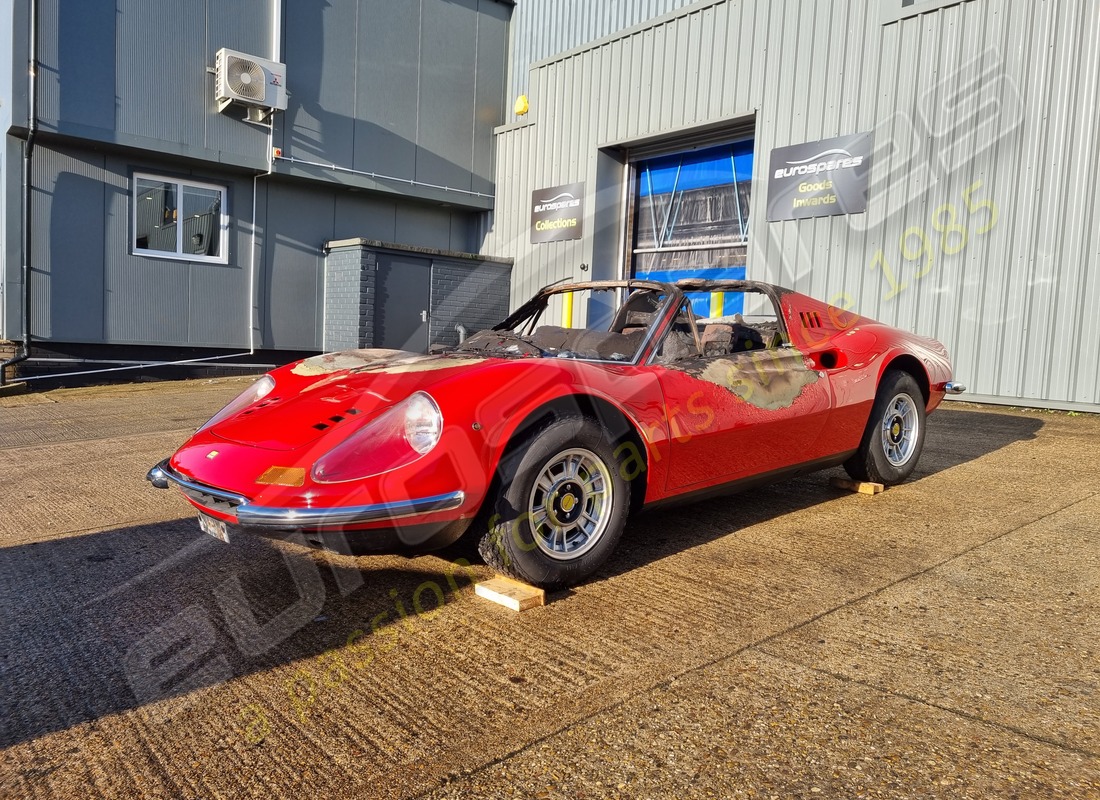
<box><xmin>215</xmin><ymin>48</ymin><xmax>287</xmax><ymax>117</ymax></box>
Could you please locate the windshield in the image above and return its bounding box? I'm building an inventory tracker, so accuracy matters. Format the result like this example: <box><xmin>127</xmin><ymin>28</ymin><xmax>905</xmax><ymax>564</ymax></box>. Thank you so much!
<box><xmin>451</xmin><ymin>285</ymin><xmax>669</xmax><ymax>363</ymax></box>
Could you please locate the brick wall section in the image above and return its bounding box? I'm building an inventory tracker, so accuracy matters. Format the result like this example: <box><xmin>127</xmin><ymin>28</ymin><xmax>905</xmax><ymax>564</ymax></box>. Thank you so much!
<box><xmin>323</xmin><ymin>246</ymin><xmax>376</xmax><ymax>351</ymax></box>
<box><xmin>430</xmin><ymin>260</ymin><xmax>513</xmax><ymax>348</ymax></box>
<box><xmin>324</xmin><ymin>239</ymin><xmax>512</xmax><ymax>353</ymax></box>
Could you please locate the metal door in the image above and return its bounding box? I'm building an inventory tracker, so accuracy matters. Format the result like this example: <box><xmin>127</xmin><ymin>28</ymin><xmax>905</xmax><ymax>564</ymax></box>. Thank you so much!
<box><xmin>375</xmin><ymin>254</ymin><xmax>431</xmax><ymax>352</ymax></box>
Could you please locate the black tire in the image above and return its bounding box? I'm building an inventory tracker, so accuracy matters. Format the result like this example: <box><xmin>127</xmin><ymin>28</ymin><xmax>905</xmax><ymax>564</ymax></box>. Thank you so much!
<box><xmin>844</xmin><ymin>370</ymin><xmax>927</xmax><ymax>486</ymax></box>
<box><xmin>477</xmin><ymin>416</ymin><xmax>630</xmax><ymax>589</ymax></box>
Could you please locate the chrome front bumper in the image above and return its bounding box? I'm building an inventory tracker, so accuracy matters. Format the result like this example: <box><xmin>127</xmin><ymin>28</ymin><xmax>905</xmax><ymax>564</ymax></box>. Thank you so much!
<box><xmin>146</xmin><ymin>459</ymin><xmax>465</xmax><ymax>529</ymax></box>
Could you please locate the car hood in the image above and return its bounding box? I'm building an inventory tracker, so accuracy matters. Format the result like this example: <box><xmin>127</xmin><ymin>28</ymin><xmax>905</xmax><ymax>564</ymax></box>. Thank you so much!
<box><xmin>210</xmin><ymin>349</ymin><xmax>495</xmax><ymax>451</ymax></box>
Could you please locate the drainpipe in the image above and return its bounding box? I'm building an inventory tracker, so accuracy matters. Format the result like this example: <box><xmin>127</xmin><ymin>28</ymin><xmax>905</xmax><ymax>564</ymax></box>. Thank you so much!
<box><xmin>1</xmin><ymin>0</ymin><xmax>38</xmax><ymax>386</ymax></box>
<box><xmin>454</xmin><ymin>323</ymin><xmax>468</xmax><ymax>343</ymax></box>
<box><xmin>246</xmin><ymin>0</ymin><xmax>282</xmax><ymax>356</ymax></box>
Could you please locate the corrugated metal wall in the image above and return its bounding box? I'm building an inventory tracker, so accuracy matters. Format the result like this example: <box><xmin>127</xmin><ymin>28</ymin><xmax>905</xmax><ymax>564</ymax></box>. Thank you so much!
<box><xmin>485</xmin><ymin>0</ymin><xmax>1100</xmax><ymax>410</ymax></box>
<box><xmin>506</xmin><ymin>0</ymin><xmax>695</xmax><ymax>109</ymax></box>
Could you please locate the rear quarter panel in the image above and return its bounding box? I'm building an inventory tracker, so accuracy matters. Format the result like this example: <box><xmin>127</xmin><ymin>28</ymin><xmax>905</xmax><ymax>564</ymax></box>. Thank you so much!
<box><xmin>779</xmin><ymin>291</ymin><xmax>954</xmax><ymax>451</ymax></box>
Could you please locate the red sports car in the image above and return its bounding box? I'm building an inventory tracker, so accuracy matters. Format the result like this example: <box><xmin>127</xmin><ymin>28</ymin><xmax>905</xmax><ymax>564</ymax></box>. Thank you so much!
<box><xmin>148</xmin><ymin>279</ymin><xmax>963</xmax><ymax>588</ymax></box>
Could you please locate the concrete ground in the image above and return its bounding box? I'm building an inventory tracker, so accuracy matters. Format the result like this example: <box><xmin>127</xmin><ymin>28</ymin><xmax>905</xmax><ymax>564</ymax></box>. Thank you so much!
<box><xmin>0</xmin><ymin>378</ymin><xmax>1096</xmax><ymax>799</ymax></box>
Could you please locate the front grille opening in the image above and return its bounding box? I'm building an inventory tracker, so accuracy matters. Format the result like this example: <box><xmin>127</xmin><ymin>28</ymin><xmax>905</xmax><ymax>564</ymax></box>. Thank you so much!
<box><xmin>180</xmin><ymin>487</ymin><xmax>243</xmax><ymax>516</ymax></box>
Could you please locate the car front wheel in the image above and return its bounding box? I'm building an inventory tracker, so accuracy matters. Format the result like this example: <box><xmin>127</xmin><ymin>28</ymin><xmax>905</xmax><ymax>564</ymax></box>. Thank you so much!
<box><xmin>477</xmin><ymin>416</ymin><xmax>630</xmax><ymax>589</ymax></box>
<box><xmin>844</xmin><ymin>370</ymin><xmax>927</xmax><ymax>486</ymax></box>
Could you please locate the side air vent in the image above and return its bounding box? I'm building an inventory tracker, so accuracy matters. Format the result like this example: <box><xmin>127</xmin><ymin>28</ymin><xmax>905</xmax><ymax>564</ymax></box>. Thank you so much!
<box><xmin>800</xmin><ymin>311</ymin><xmax>824</xmax><ymax>329</ymax></box>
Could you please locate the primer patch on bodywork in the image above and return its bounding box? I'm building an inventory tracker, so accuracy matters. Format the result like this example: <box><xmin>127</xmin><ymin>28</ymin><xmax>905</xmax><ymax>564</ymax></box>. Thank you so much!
<box><xmin>291</xmin><ymin>349</ymin><xmax>484</xmax><ymax>377</ymax></box>
<box><xmin>692</xmin><ymin>349</ymin><xmax>819</xmax><ymax>410</ymax></box>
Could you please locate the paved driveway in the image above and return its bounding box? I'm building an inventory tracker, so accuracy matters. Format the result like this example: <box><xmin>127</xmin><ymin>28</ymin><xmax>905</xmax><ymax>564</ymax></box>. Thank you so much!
<box><xmin>1</xmin><ymin>379</ymin><xmax>1097</xmax><ymax>799</ymax></box>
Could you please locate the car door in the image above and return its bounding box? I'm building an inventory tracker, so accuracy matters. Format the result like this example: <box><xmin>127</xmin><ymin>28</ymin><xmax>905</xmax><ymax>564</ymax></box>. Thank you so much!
<box><xmin>647</xmin><ymin>300</ymin><xmax>835</xmax><ymax>492</ymax></box>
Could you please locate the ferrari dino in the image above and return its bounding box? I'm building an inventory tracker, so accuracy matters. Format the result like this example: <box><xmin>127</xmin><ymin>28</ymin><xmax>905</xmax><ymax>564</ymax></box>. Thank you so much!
<box><xmin>148</xmin><ymin>279</ymin><xmax>963</xmax><ymax>588</ymax></box>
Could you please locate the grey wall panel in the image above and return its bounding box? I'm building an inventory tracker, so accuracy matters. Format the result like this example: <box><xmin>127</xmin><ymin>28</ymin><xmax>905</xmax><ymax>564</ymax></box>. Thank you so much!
<box><xmin>275</xmin><ymin>0</ymin><xmax>507</xmax><ymax>203</ymax></box>
<box><xmin>261</xmin><ymin>183</ymin><xmax>331</xmax><ymax>350</ymax></box>
<box><xmin>24</xmin><ymin>0</ymin><xmax>505</xmax><ymax>199</ymax></box>
<box><xmin>0</xmin><ymin>0</ymin><xmax>15</xmax><ymax>134</ymax></box>
<box><xmin>115</xmin><ymin>1</ymin><xmax>206</xmax><ymax>145</ymax></box>
<box><xmin>486</xmin><ymin>0</ymin><xmax>1100</xmax><ymax>408</ymax></box>
<box><xmin>3</xmin><ymin>138</ymin><xmax>24</xmax><ymax>339</ymax></box>
<box><xmin>334</xmin><ymin>193</ymin><xmax>398</xmax><ymax>243</ymax></box>
<box><xmin>36</xmin><ymin>0</ymin><xmax>116</xmax><ymax>134</ymax></box>
<box><xmin>472</xmin><ymin>0</ymin><xmax>510</xmax><ymax>196</ymax></box>
<box><xmin>394</xmin><ymin>204</ymin><xmax>457</xmax><ymax>252</ymax></box>
<box><xmin>30</xmin><ymin>147</ymin><xmax>107</xmax><ymax>341</ymax></box>
<box><xmin>417</xmin><ymin>0</ymin><xmax>478</xmax><ymax>191</ymax></box>
<box><xmin>188</xmin><ymin>261</ymin><xmax>250</xmax><ymax>346</ymax></box>
<box><xmin>282</xmin><ymin>0</ymin><xmax>357</xmax><ymax>162</ymax></box>
<box><xmin>353</xmin><ymin>0</ymin><xmax>421</xmax><ymax>180</ymax></box>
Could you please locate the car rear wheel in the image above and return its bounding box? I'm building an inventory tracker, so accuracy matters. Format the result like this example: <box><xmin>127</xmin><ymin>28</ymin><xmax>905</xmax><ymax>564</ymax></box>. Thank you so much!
<box><xmin>844</xmin><ymin>370</ymin><xmax>927</xmax><ymax>486</ymax></box>
<box><xmin>477</xmin><ymin>416</ymin><xmax>630</xmax><ymax>589</ymax></box>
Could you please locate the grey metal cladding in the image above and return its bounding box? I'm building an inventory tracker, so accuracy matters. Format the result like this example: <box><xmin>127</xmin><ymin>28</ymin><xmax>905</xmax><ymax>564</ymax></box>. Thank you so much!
<box><xmin>116</xmin><ymin>3</ymin><xmax>205</xmax><ymax>144</ymax></box>
<box><xmin>334</xmin><ymin>192</ymin><xmax>399</xmax><ymax>244</ymax></box>
<box><xmin>263</xmin><ymin>183</ymin><xmax>332</xmax><ymax>351</ymax></box>
<box><xmin>283</xmin><ymin>0</ymin><xmax>357</xmax><ymax>162</ymax></box>
<box><xmin>187</xmin><ymin>259</ymin><xmax>250</xmax><ymax>347</ymax></box>
<box><xmin>280</xmin><ymin>0</ymin><xmax>506</xmax><ymax>197</ymax></box>
<box><xmin>486</xmin><ymin>0</ymin><xmax>1100</xmax><ymax>409</ymax></box>
<box><xmin>417</xmin><ymin>0</ymin><xmax>478</xmax><ymax>191</ymax></box>
<box><xmin>44</xmin><ymin>0</ymin><xmax>115</xmax><ymax>133</ymax></box>
<box><xmin>30</xmin><ymin>147</ymin><xmax>108</xmax><ymax>342</ymax></box>
<box><xmin>25</xmin><ymin>144</ymin><xmax>257</xmax><ymax>347</ymax></box>
<box><xmin>473</xmin><ymin>0</ymin><xmax>510</xmax><ymax>196</ymax></box>
<box><xmin>353</xmin><ymin>0</ymin><xmax>422</xmax><ymax>179</ymax></box>
<box><xmin>33</xmin><ymin>0</ymin><xmax>271</xmax><ymax>162</ymax></box>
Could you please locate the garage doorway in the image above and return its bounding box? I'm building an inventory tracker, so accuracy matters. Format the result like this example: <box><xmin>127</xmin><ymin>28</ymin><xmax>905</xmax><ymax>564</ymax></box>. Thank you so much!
<box><xmin>629</xmin><ymin>138</ymin><xmax>754</xmax><ymax>317</ymax></box>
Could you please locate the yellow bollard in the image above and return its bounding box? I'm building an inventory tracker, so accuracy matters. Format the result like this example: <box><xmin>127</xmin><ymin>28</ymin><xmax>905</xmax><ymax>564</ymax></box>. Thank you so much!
<box><xmin>561</xmin><ymin>291</ymin><xmax>574</xmax><ymax>328</ymax></box>
<box><xmin>709</xmin><ymin>291</ymin><xmax>724</xmax><ymax>319</ymax></box>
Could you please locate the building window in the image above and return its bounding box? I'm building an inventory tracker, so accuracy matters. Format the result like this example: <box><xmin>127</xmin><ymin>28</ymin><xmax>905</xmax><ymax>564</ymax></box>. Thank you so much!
<box><xmin>882</xmin><ymin>0</ymin><xmax>976</xmax><ymax>24</ymax></box>
<box><xmin>133</xmin><ymin>173</ymin><xmax>227</xmax><ymax>262</ymax></box>
<box><xmin>629</xmin><ymin>139</ymin><xmax>753</xmax><ymax>317</ymax></box>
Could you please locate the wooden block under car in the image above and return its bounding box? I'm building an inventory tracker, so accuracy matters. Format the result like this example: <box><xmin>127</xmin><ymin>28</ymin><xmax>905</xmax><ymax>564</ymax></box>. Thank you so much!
<box><xmin>475</xmin><ymin>576</ymin><xmax>546</xmax><ymax>611</ymax></box>
<box><xmin>829</xmin><ymin>476</ymin><xmax>885</xmax><ymax>495</ymax></box>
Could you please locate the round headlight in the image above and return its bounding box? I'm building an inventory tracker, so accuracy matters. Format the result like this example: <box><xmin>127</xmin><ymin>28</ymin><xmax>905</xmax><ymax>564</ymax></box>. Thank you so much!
<box><xmin>311</xmin><ymin>391</ymin><xmax>444</xmax><ymax>483</ymax></box>
<box><xmin>404</xmin><ymin>392</ymin><xmax>443</xmax><ymax>454</ymax></box>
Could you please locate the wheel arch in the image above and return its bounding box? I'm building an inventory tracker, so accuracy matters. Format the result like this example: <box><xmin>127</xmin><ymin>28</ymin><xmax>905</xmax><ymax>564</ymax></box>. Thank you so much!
<box><xmin>490</xmin><ymin>393</ymin><xmax>650</xmax><ymax>518</ymax></box>
<box><xmin>881</xmin><ymin>353</ymin><xmax>930</xmax><ymax>405</ymax></box>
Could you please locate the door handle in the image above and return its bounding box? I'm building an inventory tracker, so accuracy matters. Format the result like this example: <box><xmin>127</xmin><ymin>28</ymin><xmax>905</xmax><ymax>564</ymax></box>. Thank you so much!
<box><xmin>420</xmin><ymin>310</ymin><xmax>428</xmax><ymax>323</ymax></box>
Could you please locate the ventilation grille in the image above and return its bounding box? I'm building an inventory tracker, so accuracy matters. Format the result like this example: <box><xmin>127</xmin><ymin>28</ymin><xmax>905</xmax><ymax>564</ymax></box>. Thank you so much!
<box><xmin>312</xmin><ymin>408</ymin><xmax>361</xmax><ymax>432</ymax></box>
<box><xmin>800</xmin><ymin>311</ymin><xmax>824</xmax><ymax>329</ymax></box>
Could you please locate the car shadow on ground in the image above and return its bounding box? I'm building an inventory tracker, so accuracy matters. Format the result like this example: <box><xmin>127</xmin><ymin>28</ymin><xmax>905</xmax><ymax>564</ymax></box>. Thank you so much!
<box><xmin>0</xmin><ymin>408</ymin><xmax>1042</xmax><ymax>750</ymax></box>
<box><xmin>0</xmin><ymin>519</ymin><xmax>488</xmax><ymax>750</ymax></box>
<box><xmin>584</xmin><ymin>406</ymin><xmax>1045</xmax><ymax>586</ymax></box>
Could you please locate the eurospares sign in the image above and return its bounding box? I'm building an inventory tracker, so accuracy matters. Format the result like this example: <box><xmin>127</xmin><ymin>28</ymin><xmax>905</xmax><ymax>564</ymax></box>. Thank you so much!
<box><xmin>766</xmin><ymin>132</ymin><xmax>873</xmax><ymax>222</ymax></box>
<box><xmin>530</xmin><ymin>182</ymin><xmax>584</xmax><ymax>244</ymax></box>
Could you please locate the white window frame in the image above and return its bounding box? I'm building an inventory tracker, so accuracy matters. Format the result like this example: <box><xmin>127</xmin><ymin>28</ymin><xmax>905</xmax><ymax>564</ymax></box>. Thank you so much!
<box><xmin>132</xmin><ymin>172</ymin><xmax>229</xmax><ymax>264</ymax></box>
<box><xmin>881</xmin><ymin>0</ymin><xmax>977</xmax><ymax>24</ymax></box>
